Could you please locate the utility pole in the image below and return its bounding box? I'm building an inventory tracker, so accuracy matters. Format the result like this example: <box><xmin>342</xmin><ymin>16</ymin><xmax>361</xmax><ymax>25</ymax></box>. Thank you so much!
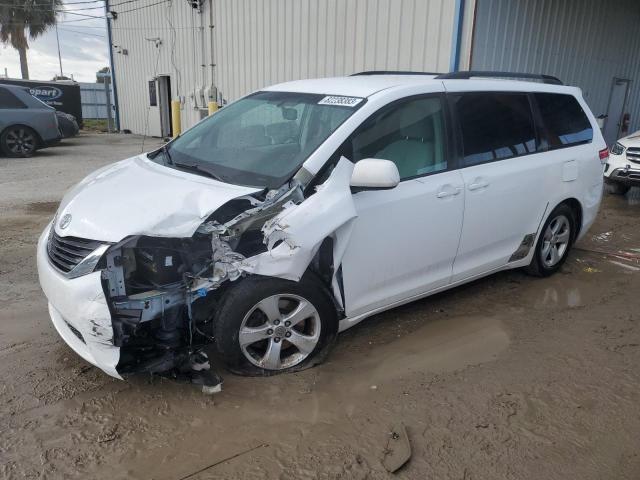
<box><xmin>55</xmin><ymin>23</ymin><xmax>64</xmax><ymax>77</ymax></box>
<box><xmin>52</xmin><ymin>0</ymin><xmax>63</xmax><ymax>78</ymax></box>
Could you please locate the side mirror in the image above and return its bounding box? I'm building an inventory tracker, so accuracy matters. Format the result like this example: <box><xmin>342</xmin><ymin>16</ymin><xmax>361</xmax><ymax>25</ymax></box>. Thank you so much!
<box><xmin>350</xmin><ymin>158</ymin><xmax>400</xmax><ymax>191</ymax></box>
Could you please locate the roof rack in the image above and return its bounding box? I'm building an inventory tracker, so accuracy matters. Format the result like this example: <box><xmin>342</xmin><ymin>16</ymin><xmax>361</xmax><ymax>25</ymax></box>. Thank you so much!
<box><xmin>435</xmin><ymin>71</ymin><xmax>563</xmax><ymax>85</ymax></box>
<box><xmin>350</xmin><ymin>70</ymin><xmax>441</xmax><ymax>76</ymax></box>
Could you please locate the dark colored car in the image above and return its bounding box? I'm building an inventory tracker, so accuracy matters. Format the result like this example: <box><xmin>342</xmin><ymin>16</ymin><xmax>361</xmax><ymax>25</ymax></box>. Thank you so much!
<box><xmin>56</xmin><ymin>110</ymin><xmax>79</xmax><ymax>138</ymax></box>
<box><xmin>0</xmin><ymin>84</ymin><xmax>60</xmax><ymax>157</ymax></box>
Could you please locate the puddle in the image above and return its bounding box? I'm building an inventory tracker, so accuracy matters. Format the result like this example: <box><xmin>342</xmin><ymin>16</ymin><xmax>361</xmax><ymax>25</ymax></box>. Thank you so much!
<box><xmin>537</xmin><ymin>286</ymin><xmax>584</xmax><ymax>308</ymax></box>
<box><xmin>608</xmin><ymin>259</ymin><xmax>640</xmax><ymax>272</ymax></box>
<box><xmin>624</xmin><ymin>187</ymin><xmax>640</xmax><ymax>206</ymax></box>
<box><xmin>607</xmin><ymin>186</ymin><xmax>640</xmax><ymax>208</ymax></box>
<box><xmin>592</xmin><ymin>231</ymin><xmax>613</xmax><ymax>243</ymax></box>
<box><xmin>331</xmin><ymin>315</ymin><xmax>510</xmax><ymax>392</ymax></box>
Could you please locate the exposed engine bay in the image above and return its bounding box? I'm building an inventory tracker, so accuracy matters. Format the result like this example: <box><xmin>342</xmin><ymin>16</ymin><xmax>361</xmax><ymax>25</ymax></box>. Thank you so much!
<box><xmin>90</xmin><ymin>158</ymin><xmax>357</xmax><ymax>390</ymax></box>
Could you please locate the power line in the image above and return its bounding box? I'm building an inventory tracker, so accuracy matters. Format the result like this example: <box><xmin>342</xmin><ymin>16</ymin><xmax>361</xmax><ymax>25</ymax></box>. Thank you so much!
<box><xmin>58</xmin><ymin>27</ymin><xmax>106</xmax><ymax>37</ymax></box>
<box><xmin>61</xmin><ymin>0</ymin><xmax>147</xmax><ymax>5</ymax></box>
<box><xmin>63</xmin><ymin>0</ymin><xmax>105</xmax><ymax>4</ymax></box>
<box><xmin>59</xmin><ymin>0</ymin><xmax>174</xmax><ymax>19</ymax></box>
<box><xmin>0</xmin><ymin>0</ymin><xmax>157</xmax><ymax>15</ymax></box>
<box><xmin>22</xmin><ymin>0</ymin><xmax>182</xmax><ymax>26</ymax></box>
<box><xmin>50</xmin><ymin>24</ymin><xmax>197</xmax><ymax>29</ymax></box>
<box><xmin>60</xmin><ymin>16</ymin><xmax>105</xmax><ymax>22</ymax></box>
<box><xmin>0</xmin><ymin>3</ymin><xmax>100</xmax><ymax>14</ymax></box>
<box><xmin>110</xmin><ymin>0</ymin><xmax>148</xmax><ymax>7</ymax></box>
<box><xmin>60</xmin><ymin>10</ymin><xmax>103</xmax><ymax>18</ymax></box>
<box><xmin>59</xmin><ymin>5</ymin><xmax>108</xmax><ymax>11</ymax></box>
<box><xmin>116</xmin><ymin>0</ymin><xmax>171</xmax><ymax>14</ymax></box>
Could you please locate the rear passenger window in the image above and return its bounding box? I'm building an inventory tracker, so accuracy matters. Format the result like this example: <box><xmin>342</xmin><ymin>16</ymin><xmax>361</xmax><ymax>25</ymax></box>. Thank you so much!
<box><xmin>535</xmin><ymin>93</ymin><xmax>593</xmax><ymax>148</ymax></box>
<box><xmin>0</xmin><ymin>87</ymin><xmax>26</xmax><ymax>109</ymax></box>
<box><xmin>453</xmin><ymin>93</ymin><xmax>538</xmax><ymax>166</ymax></box>
<box><xmin>349</xmin><ymin>96</ymin><xmax>447</xmax><ymax>180</ymax></box>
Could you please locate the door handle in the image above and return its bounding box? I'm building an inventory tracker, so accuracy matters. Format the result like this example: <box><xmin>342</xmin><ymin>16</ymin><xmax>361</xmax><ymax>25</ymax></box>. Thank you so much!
<box><xmin>436</xmin><ymin>185</ymin><xmax>462</xmax><ymax>198</ymax></box>
<box><xmin>468</xmin><ymin>179</ymin><xmax>489</xmax><ymax>191</ymax></box>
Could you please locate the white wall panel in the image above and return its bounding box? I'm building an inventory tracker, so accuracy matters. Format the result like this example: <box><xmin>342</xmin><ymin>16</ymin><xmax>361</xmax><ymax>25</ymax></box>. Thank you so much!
<box><xmin>110</xmin><ymin>0</ymin><xmax>458</xmax><ymax>135</ymax></box>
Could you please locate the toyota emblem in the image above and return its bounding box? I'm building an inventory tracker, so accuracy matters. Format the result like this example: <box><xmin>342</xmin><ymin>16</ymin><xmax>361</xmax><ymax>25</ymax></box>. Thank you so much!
<box><xmin>59</xmin><ymin>214</ymin><xmax>72</xmax><ymax>230</ymax></box>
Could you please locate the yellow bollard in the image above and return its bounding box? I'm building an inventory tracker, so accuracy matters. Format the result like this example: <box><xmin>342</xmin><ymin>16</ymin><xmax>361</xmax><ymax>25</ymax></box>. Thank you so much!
<box><xmin>207</xmin><ymin>101</ymin><xmax>218</xmax><ymax>115</ymax></box>
<box><xmin>171</xmin><ymin>100</ymin><xmax>181</xmax><ymax>137</ymax></box>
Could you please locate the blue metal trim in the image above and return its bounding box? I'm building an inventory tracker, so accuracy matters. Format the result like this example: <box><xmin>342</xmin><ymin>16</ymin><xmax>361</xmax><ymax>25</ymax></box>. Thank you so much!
<box><xmin>449</xmin><ymin>0</ymin><xmax>466</xmax><ymax>72</ymax></box>
<box><xmin>105</xmin><ymin>0</ymin><xmax>121</xmax><ymax>131</ymax></box>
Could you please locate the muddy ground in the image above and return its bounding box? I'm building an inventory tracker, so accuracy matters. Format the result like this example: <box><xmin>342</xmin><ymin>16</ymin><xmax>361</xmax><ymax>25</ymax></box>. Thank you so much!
<box><xmin>1</xmin><ymin>134</ymin><xmax>639</xmax><ymax>479</ymax></box>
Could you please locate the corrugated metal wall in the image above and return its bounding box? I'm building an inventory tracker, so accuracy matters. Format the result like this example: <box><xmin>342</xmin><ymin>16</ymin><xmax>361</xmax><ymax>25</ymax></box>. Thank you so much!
<box><xmin>471</xmin><ymin>0</ymin><xmax>640</xmax><ymax>133</ymax></box>
<box><xmin>79</xmin><ymin>82</ymin><xmax>114</xmax><ymax>119</ymax></box>
<box><xmin>111</xmin><ymin>0</ymin><xmax>458</xmax><ymax>135</ymax></box>
<box><xmin>110</xmin><ymin>0</ymin><xmax>212</xmax><ymax>135</ymax></box>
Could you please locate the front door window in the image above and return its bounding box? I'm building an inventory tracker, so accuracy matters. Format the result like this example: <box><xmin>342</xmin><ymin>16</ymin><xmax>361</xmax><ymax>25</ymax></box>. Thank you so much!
<box><xmin>349</xmin><ymin>97</ymin><xmax>447</xmax><ymax>179</ymax></box>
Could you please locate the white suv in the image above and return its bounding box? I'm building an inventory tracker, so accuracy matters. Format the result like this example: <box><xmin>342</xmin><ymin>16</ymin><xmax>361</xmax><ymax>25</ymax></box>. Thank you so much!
<box><xmin>37</xmin><ymin>72</ymin><xmax>606</xmax><ymax>384</ymax></box>
<box><xmin>605</xmin><ymin>131</ymin><xmax>640</xmax><ymax>195</ymax></box>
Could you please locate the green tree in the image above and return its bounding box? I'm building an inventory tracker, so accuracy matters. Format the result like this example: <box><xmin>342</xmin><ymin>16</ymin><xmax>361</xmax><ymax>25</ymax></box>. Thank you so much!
<box><xmin>0</xmin><ymin>0</ymin><xmax>62</xmax><ymax>79</ymax></box>
<box><xmin>96</xmin><ymin>66</ymin><xmax>110</xmax><ymax>83</ymax></box>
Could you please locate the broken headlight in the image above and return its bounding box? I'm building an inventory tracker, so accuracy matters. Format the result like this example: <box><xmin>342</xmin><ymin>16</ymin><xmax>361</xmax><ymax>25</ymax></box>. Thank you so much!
<box><xmin>113</xmin><ymin>236</ymin><xmax>213</xmax><ymax>295</ymax></box>
<box><xmin>66</xmin><ymin>244</ymin><xmax>111</xmax><ymax>279</ymax></box>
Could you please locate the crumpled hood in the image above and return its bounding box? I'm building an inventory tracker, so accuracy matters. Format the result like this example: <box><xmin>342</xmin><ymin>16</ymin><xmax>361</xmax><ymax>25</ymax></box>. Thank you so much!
<box><xmin>55</xmin><ymin>154</ymin><xmax>261</xmax><ymax>242</ymax></box>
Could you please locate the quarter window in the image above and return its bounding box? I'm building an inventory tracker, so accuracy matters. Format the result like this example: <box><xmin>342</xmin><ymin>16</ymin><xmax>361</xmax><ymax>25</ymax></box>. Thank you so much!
<box><xmin>453</xmin><ymin>93</ymin><xmax>537</xmax><ymax>166</ymax></box>
<box><xmin>349</xmin><ymin>97</ymin><xmax>447</xmax><ymax>180</ymax></box>
<box><xmin>0</xmin><ymin>87</ymin><xmax>26</xmax><ymax>109</ymax></box>
<box><xmin>535</xmin><ymin>93</ymin><xmax>593</xmax><ymax>148</ymax></box>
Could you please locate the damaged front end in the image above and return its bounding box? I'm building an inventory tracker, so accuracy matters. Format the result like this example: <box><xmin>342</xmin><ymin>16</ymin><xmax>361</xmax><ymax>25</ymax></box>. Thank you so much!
<box><xmin>102</xmin><ymin>180</ymin><xmax>306</xmax><ymax>384</ymax></box>
<box><xmin>42</xmin><ymin>158</ymin><xmax>357</xmax><ymax>390</ymax></box>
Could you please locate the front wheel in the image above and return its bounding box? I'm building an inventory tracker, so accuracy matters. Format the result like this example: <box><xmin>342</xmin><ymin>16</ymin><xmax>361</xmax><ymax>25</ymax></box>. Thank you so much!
<box><xmin>212</xmin><ymin>274</ymin><xmax>339</xmax><ymax>376</ymax></box>
<box><xmin>525</xmin><ymin>204</ymin><xmax>576</xmax><ymax>277</ymax></box>
<box><xmin>1</xmin><ymin>126</ymin><xmax>38</xmax><ymax>157</ymax></box>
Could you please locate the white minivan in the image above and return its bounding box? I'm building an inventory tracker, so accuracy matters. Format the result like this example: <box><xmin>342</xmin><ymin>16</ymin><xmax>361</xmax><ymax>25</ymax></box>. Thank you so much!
<box><xmin>37</xmin><ymin>71</ymin><xmax>606</xmax><ymax>383</ymax></box>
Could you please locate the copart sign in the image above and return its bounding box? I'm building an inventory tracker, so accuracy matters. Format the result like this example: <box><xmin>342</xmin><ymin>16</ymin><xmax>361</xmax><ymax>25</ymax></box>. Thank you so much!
<box><xmin>30</xmin><ymin>86</ymin><xmax>63</xmax><ymax>102</ymax></box>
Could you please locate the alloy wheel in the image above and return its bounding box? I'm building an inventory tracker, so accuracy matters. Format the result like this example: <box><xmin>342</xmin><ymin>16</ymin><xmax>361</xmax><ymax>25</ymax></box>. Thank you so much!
<box><xmin>540</xmin><ymin>214</ymin><xmax>571</xmax><ymax>268</ymax></box>
<box><xmin>238</xmin><ymin>294</ymin><xmax>321</xmax><ymax>370</ymax></box>
<box><xmin>5</xmin><ymin>128</ymin><xmax>36</xmax><ymax>156</ymax></box>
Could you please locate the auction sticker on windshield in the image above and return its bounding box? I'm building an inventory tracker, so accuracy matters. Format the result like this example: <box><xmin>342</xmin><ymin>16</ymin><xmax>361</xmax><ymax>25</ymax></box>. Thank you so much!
<box><xmin>318</xmin><ymin>96</ymin><xmax>364</xmax><ymax>107</ymax></box>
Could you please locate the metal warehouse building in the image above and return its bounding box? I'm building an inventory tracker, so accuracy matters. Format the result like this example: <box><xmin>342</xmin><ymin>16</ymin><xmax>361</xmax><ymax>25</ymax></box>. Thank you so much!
<box><xmin>108</xmin><ymin>0</ymin><xmax>640</xmax><ymax>145</ymax></box>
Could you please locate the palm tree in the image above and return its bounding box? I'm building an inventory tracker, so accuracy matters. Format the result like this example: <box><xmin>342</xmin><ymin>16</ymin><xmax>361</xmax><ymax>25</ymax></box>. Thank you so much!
<box><xmin>0</xmin><ymin>0</ymin><xmax>62</xmax><ymax>79</ymax></box>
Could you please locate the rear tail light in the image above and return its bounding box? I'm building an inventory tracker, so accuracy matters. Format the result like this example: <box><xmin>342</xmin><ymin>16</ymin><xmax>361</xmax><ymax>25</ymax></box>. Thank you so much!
<box><xmin>599</xmin><ymin>148</ymin><xmax>609</xmax><ymax>163</ymax></box>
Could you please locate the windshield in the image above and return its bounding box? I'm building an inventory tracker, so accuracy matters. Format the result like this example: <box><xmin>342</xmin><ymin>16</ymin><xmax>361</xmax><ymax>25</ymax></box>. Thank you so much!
<box><xmin>158</xmin><ymin>91</ymin><xmax>363</xmax><ymax>188</ymax></box>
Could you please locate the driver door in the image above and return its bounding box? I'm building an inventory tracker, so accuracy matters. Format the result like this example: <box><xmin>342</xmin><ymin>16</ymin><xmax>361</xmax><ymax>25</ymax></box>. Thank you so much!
<box><xmin>340</xmin><ymin>94</ymin><xmax>465</xmax><ymax>318</ymax></box>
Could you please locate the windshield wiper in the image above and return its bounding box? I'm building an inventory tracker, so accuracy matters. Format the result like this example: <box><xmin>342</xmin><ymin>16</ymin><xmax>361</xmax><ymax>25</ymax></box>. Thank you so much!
<box><xmin>173</xmin><ymin>162</ymin><xmax>226</xmax><ymax>182</ymax></box>
<box><xmin>161</xmin><ymin>145</ymin><xmax>173</xmax><ymax>165</ymax></box>
<box><xmin>149</xmin><ymin>145</ymin><xmax>173</xmax><ymax>165</ymax></box>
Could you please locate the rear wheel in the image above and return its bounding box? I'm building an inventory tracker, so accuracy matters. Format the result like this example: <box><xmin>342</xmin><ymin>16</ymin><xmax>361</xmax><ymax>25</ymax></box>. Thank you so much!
<box><xmin>604</xmin><ymin>178</ymin><xmax>630</xmax><ymax>195</ymax></box>
<box><xmin>1</xmin><ymin>126</ymin><xmax>38</xmax><ymax>157</ymax></box>
<box><xmin>213</xmin><ymin>274</ymin><xmax>338</xmax><ymax>376</ymax></box>
<box><xmin>525</xmin><ymin>203</ymin><xmax>576</xmax><ymax>277</ymax></box>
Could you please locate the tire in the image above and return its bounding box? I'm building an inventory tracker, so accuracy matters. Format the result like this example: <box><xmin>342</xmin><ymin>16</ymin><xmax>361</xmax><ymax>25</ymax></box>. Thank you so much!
<box><xmin>604</xmin><ymin>178</ymin><xmax>630</xmax><ymax>195</ymax></box>
<box><xmin>525</xmin><ymin>203</ymin><xmax>576</xmax><ymax>277</ymax></box>
<box><xmin>212</xmin><ymin>273</ymin><xmax>339</xmax><ymax>376</ymax></box>
<box><xmin>1</xmin><ymin>126</ymin><xmax>38</xmax><ymax>157</ymax></box>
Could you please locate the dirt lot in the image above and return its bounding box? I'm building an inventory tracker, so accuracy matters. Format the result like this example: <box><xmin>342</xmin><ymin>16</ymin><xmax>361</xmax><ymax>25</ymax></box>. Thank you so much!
<box><xmin>1</xmin><ymin>133</ymin><xmax>639</xmax><ymax>479</ymax></box>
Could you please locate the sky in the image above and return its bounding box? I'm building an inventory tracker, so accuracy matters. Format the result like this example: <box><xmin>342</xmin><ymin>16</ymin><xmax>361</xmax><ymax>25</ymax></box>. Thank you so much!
<box><xmin>0</xmin><ymin>1</ymin><xmax>110</xmax><ymax>83</ymax></box>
